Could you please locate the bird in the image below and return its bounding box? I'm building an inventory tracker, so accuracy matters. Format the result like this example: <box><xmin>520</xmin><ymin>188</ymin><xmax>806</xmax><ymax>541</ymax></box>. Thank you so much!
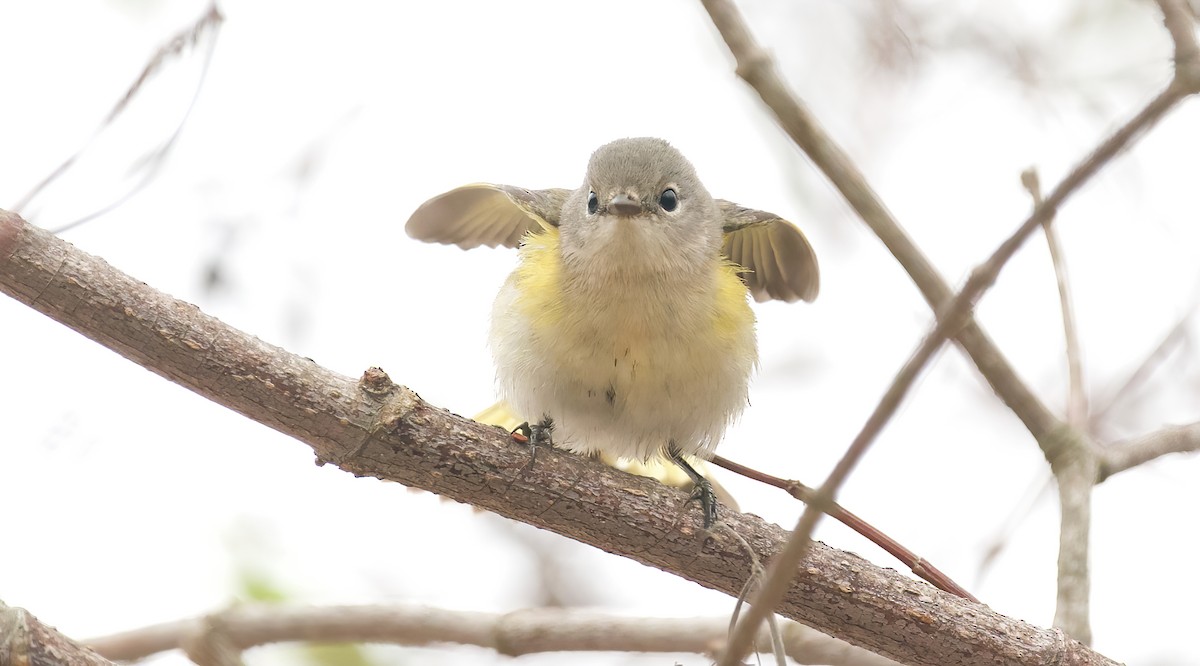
<box><xmin>405</xmin><ymin>137</ymin><xmax>818</xmax><ymax>526</ymax></box>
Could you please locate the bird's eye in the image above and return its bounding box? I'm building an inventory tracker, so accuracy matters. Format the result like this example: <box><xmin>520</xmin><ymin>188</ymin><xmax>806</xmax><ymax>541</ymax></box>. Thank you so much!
<box><xmin>587</xmin><ymin>191</ymin><xmax>598</xmax><ymax>215</ymax></box>
<box><xmin>659</xmin><ymin>188</ymin><xmax>679</xmax><ymax>212</ymax></box>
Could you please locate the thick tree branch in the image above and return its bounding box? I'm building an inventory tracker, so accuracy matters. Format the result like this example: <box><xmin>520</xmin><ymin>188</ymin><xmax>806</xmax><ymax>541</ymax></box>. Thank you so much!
<box><xmin>82</xmin><ymin>603</ymin><xmax>901</xmax><ymax>666</ymax></box>
<box><xmin>0</xmin><ymin>600</ymin><xmax>117</xmax><ymax>666</ymax></box>
<box><xmin>0</xmin><ymin>211</ymin><xmax>1122</xmax><ymax>666</ymax></box>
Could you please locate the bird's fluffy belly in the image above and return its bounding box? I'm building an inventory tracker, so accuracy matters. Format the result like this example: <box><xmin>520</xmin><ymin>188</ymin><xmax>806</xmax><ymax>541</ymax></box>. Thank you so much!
<box><xmin>490</xmin><ymin>269</ymin><xmax>756</xmax><ymax>461</ymax></box>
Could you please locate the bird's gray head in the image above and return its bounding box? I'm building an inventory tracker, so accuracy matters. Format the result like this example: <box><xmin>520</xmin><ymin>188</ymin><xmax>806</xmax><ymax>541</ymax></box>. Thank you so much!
<box><xmin>559</xmin><ymin>137</ymin><xmax>723</xmax><ymax>279</ymax></box>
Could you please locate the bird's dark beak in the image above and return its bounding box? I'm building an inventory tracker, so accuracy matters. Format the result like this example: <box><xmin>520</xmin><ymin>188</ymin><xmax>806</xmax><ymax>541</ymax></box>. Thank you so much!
<box><xmin>608</xmin><ymin>193</ymin><xmax>641</xmax><ymax>217</ymax></box>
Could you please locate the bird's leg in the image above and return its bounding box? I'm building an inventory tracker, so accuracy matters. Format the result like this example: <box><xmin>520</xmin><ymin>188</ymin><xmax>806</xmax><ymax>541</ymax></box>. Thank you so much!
<box><xmin>668</xmin><ymin>443</ymin><xmax>719</xmax><ymax>528</ymax></box>
<box><xmin>511</xmin><ymin>415</ymin><xmax>554</xmax><ymax>468</ymax></box>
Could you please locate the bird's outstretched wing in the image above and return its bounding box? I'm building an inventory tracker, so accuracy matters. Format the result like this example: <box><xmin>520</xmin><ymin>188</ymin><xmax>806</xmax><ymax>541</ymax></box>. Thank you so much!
<box><xmin>405</xmin><ymin>184</ymin><xmax>570</xmax><ymax>249</ymax></box>
<box><xmin>719</xmin><ymin>200</ymin><xmax>820</xmax><ymax>303</ymax></box>
<box><xmin>407</xmin><ymin>186</ymin><xmax>820</xmax><ymax>303</ymax></box>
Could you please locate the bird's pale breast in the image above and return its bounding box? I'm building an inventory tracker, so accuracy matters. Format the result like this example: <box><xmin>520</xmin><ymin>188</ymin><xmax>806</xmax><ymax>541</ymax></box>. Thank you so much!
<box><xmin>489</xmin><ymin>228</ymin><xmax>756</xmax><ymax>461</ymax></box>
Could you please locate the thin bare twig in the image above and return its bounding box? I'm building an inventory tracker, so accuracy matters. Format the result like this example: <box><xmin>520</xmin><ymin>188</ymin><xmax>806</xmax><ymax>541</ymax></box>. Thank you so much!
<box><xmin>700</xmin><ymin>0</ymin><xmax>1198</xmax><ymax>658</ymax></box>
<box><xmin>975</xmin><ymin>411</ymin><xmax>1200</xmax><ymax>578</ymax></box>
<box><xmin>713</xmin><ymin>455</ymin><xmax>977</xmax><ymax>601</ymax></box>
<box><xmin>701</xmin><ymin>0</ymin><xmax>1063</xmax><ymax>445</ymax></box>
<box><xmin>1021</xmin><ymin>168</ymin><xmax>1091</xmax><ymax>642</ymax></box>
<box><xmin>1083</xmin><ymin>0</ymin><xmax>1200</xmax><ymax>432</ymax></box>
<box><xmin>1052</xmin><ymin>1</ymin><xmax>1200</xmax><ymax>640</ymax></box>
<box><xmin>1088</xmin><ymin>316</ymin><xmax>1191</xmax><ymax>429</ymax></box>
<box><xmin>1099</xmin><ymin>421</ymin><xmax>1200</xmax><ymax>479</ymax></box>
<box><xmin>1023</xmin><ymin>168</ymin><xmax>1087</xmax><ymax>427</ymax></box>
<box><xmin>13</xmin><ymin>3</ymin><xmax>223</xmax><ymax>234</ymax></box>
<box><xmin>975</xmin><ymin>473</ymin><xmax>1054</xmax><ymax>584</ymax></box>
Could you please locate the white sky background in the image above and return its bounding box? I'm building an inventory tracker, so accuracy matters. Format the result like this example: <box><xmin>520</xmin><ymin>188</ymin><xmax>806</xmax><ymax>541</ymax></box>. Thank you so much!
<box><xmin>2</xmin><ymin>1</ymin><xmax>1198</xmax><ymax>664</ymax></box>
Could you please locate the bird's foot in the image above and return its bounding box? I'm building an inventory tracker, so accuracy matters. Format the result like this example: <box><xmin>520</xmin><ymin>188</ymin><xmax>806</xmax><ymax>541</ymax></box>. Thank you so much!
<box><xmin>511</xmin><ymin>416</ymin><xmax>554</xmax><ymax>469</ymax></box>
<box><xmin>668</xmin><ymin>444</ymin><xmax>719</xmax><ymax>529</ymax></box>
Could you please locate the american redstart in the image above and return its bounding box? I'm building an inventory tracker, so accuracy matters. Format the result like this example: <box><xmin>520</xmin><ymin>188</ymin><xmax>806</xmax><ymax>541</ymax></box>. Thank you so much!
<box><xmin>406</xmin><ymin>137</ymin><xmax>818</xmax><ymax>525</ymax></box>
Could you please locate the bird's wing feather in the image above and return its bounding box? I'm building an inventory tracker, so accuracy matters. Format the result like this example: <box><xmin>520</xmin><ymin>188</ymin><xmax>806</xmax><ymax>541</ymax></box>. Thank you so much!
<box><xmin>718</xmin><ymin>200</ymin><xmax>819</xmax><ymax>303</ymax></box>
<box><xmin>405</xmin><ymin>184</ymin><xmax>570</xmax><ymax>249</ymax></box>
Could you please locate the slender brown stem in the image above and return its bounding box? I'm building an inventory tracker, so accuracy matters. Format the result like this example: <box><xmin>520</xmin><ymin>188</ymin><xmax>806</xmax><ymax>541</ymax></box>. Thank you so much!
<box><xmin>712</xmin><ymin>455</ymin><xmax>977</xmax><ymax>601</ymax></box>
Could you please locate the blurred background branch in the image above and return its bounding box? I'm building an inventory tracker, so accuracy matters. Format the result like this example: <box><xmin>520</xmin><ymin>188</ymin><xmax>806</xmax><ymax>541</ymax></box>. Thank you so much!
<box><xmin>79</xmin><ymin>603</ymin><xmax>903</xmax><ymax>665</ymax></box>
<box><xmin>701</xmin><ymin>0</ymin><xmax>1199</xmax><ymax>655</ymax></box>
<box><xmin>12</xmin><ymin>3</ymin><xmax>223</xmax><ymax>234</ymax></box>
